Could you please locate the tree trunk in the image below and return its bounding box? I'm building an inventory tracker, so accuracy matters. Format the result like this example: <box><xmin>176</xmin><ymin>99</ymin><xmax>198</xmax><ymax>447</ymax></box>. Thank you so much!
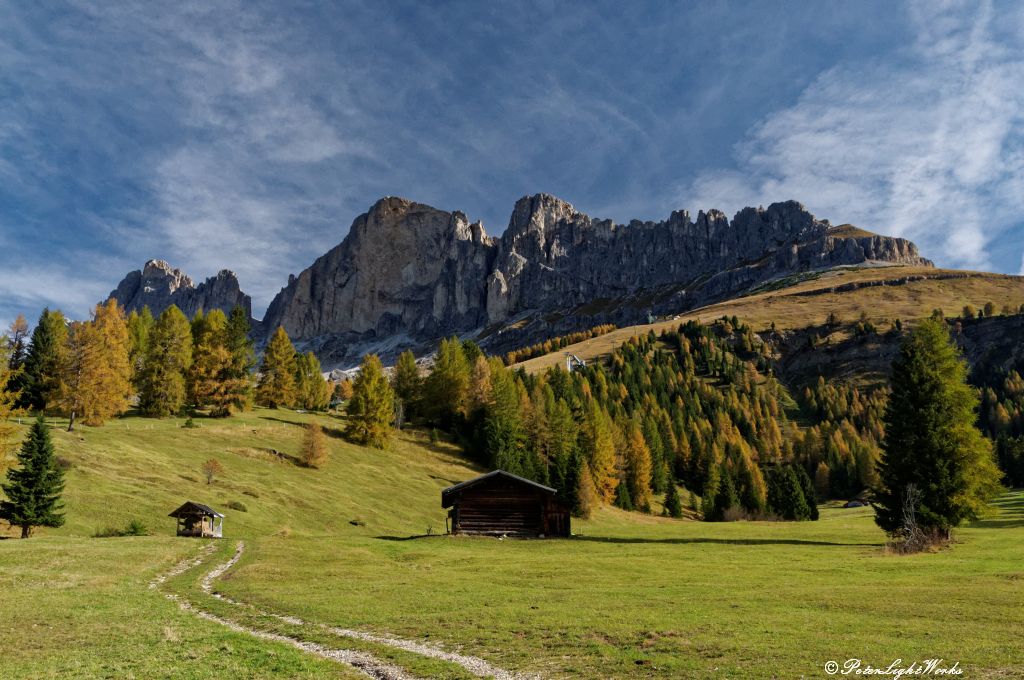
<box><xmin>67</xmin><ymin>410</ymin><xmax>76</xmax><ymax>432</ymax></box>
<box><xmin>20</xmin><ymin>524</ymin><xmax>31</xmax><ymax>539</ymax></box>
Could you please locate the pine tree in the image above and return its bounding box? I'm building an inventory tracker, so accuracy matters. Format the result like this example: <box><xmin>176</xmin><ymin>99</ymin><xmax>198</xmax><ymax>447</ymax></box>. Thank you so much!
<box><xmin>18</xmin><ymin>309</ymin><xmax>69</xmax><ymax>412</ymax></box>
<box><xmin>140</xmin><ymin>306</ymin><xmax>193</xmax><ymax>417</ymax></box>
<box><xmin>706</xmin><ymin>464</ymin><xmax>739</xmax><ymax>521</ymax></box>
<box><xmin>393</xmin><ymin>350</ymin><xmax>422</xmax><ymax>419</ymax></box>
<box><xmin>256</xmin><ymin>326</ymin><xmax>298</xmax><ymax>409</ymax></box>
<box><xmin>766</xmin><ymin>465</ymin><xmax>811</xmax><ymax>520</ymax></box>
<box><xmin>614</xmin><ymin>474</ymin><xmax>634</xmax><ymax>510</ymax></box>
<box><xmin>663</xmin><ymin>480</ymin><xmax>683</xmax><ymax>518</ymax></box>
<box><xmin>294</xmin><ymin>351</ymin><xmax>331</xmax><ymax>411</ymax></box>
<box><xmin>345</xmin><ymin>354</ymin><xmax>394</xmax><ymax>448</ymax></box>
<box><xmin>423</xmin><ymin>337</ymin><xmax>469</xmax><ymax>428</ymax></box>
<box><xmin>875</xmin><ymin>318</ymin><xmax>1002</xmax><ymax>539</ymax></box>
<box><xmin>59</xmin><ymin>300</ymin><xmax>132</xmax><ymax>429</ymax></box>
<box><xmin>301</xmin><ymin>421</ymin><xmax>328</xmax><ymax>468</ymax></box>
<box><xmin>0</xmin><ymin>416</ymin><xmax>65</xmax><ymax>538</ymax></box>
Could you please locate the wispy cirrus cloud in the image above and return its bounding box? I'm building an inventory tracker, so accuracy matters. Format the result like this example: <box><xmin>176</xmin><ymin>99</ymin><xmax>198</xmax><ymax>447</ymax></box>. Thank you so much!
<box><xmin>681</xmin><ymin>0</ymin><xmax>1024</xmax><ymax>273</ymax></box>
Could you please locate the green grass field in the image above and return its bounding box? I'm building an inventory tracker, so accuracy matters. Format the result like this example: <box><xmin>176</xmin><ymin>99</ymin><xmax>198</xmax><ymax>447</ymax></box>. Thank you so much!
<box><xmin>2</xmin><ymin>410</ymin><xmax>1023</xmax><ymax>678</ymax></box>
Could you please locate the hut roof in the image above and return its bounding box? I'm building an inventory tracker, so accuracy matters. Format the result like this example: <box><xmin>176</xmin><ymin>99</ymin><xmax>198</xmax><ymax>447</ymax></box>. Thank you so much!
<box><xmin>168</xmin><ymin>501</ymin><xmax>224</xmax><ymax>518</ymax></box>
<box><xmin>441</xmin><ymin>470</ymin><xmax>557</xmax><ymax>508</ymax></box>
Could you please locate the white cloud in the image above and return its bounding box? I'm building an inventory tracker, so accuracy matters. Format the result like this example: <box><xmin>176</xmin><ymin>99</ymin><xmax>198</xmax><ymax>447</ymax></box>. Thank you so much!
<box><xmin>681</xmin><ymin>0</ymin><xmax>1024</xmax><ymax>271</ymax></box>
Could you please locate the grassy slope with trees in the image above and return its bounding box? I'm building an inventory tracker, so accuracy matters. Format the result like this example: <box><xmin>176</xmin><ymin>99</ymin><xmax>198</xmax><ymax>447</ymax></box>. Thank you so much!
<box><xmin>1</xmin><ymin>410</ymin><xmax>1022</xmax><ymax>678</ymax></box>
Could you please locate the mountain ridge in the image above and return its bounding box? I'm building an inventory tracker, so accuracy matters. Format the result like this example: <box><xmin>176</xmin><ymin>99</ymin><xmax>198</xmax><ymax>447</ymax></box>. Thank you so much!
<box><xmin>108</xmin><ymin>194</ymin><xmax>931</xmax><ymax>366</ymax></box>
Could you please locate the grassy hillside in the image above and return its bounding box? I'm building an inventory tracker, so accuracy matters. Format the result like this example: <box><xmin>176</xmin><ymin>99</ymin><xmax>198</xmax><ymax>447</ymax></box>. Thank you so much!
<box><xmin>3</xmin><ymin>409</ymin><xmax>1024</xmax><ymax>678</ymax></box>
<box><xmin>516</xmin><ymin>266</ymin><xmax>1024</xmax><ymax>373</ymax></box>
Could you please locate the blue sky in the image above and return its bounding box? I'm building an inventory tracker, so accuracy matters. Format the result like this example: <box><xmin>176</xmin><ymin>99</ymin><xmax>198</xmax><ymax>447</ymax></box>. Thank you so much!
<box><xmin>2</xmin><ymin>0</ymin><xmax>1023</xmax><ymax>327</ymax></box>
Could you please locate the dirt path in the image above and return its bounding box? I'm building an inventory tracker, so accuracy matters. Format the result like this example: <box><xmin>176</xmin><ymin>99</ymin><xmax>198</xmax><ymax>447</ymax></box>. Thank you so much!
<box><xmin>154</xmin><ymin>541</ymin><xmax>539</xmax><ymax>680</ymax></box>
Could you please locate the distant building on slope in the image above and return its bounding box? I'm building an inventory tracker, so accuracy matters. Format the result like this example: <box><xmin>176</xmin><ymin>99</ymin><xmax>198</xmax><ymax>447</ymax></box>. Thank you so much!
<box><xmin>442</xmin><ymin>470</ymin><xmax>570</xmax><ymax>538</ymax></box>
<box><xmin>169</xmin><ymin>501</ymin><xmax>224</xmax><ymax>538</ymax></box>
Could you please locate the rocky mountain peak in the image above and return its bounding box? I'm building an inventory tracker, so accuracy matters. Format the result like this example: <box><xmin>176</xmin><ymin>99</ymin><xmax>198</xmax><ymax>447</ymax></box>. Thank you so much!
<box><xmin>108</xmin><ymin>261</ymin><xmax>252</xmax><ymax>320</ymax></box>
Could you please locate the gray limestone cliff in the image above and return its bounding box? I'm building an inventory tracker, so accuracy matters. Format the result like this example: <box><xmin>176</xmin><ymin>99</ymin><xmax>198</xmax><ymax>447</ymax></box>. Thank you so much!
<box><xmin>261</xmin><ymin>194</ymin><xmax>930</xmax><ymax>364</ymax></box>
<box><xmin>108</xmin><ymin>260</ymin><xmax>252</xmax><ymax>320</ymax></box>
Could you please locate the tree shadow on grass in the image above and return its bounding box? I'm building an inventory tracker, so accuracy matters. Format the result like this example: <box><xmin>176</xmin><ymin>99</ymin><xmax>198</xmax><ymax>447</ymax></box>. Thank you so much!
<box><xmin>569</xmin><ymin>536</ymin><xmax>881</xmax><ymax>547</ymax></box>
<box><xmin>373</xmin><ymin>534</ymin><xmax>880</xmax><ymax>547</ymax></box>
<box><xmin>969</xmin><ymin>490</ymin><xmax>1024</xmax><ymax>529</ymax></box>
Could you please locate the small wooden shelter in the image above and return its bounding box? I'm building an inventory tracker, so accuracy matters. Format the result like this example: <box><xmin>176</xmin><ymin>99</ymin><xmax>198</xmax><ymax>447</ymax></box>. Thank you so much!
<box><xmin>169</xmin><ymin>501</ymin><xmax>224</xmax><ymax>538</ymax></box>
<box><xmin>442</xmin><ymin>470</ymin><xmax>570</xmax><ymax>537</ymax></box>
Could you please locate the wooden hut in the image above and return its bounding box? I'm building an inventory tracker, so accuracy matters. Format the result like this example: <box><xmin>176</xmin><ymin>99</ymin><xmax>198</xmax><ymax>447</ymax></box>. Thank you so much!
<box><xmin>442</xmin><ymin>470</ymin><xmax>570</xmax><ymax>537</ymax></box>
<box><xmin>169</xmin><ymin>501</ymin><xmax>224</xmax><ymax>538</ymax></box>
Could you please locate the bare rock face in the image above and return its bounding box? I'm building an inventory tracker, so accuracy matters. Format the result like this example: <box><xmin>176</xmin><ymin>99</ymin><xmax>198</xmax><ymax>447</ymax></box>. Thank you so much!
<box><xmin>486</xmin><ymin>196</ymin><xmax>930</xmax><ymax>324</ymax></box>
<box><xmin>108</xmin><ymin>260</ymin><xmax>252</xmax><ymax>319</ymax></box>
<box><xmin>261</xmin><ymin>197</ymin><xmax>496</xmax><ymax>349</ymax></box>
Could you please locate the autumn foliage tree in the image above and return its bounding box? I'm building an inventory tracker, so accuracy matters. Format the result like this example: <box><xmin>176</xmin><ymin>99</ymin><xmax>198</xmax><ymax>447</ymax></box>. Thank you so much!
<box><xmin>294</xmin><ymin>351</ymin><xmax>331</xmax><ymax>411</ymax></box>
<box><xmin>58</xmin><ymin>300</ymin><xmax>132</xmax><ymax>429</ymax></box>
<box><xmin>140</xmin><ymin>305</ymin><xmax>193</xmax><ymax>417</ymax></box>
<box><xmin>301</xmin><ymin>422</ymin><xmax>328</xmax><ymax>468</ymax></box>
<box><xmin>190</xmin><ymin>309</ymin><xmax>251</xmax><ymax>416</ymax></box>
<box><xmin>345</xmin><ymin>354</ymin><xmax>394</xmax><ymax>448</ymax></box>
<box><xmin>257</xmin><ymin>326</ymin><xmax>297</xmax><ymax>409</ymax></box>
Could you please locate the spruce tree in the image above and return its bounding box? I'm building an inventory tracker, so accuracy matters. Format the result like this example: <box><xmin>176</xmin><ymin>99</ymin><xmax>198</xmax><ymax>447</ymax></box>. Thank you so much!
<box><xmin>256</xmin><ymin>326</ymin><xmax>298</xmax><ymax>409</ymax></box>
<box><xmin>345</xmin><ymin>354</ymin><xmax>394</xmax><ymax>448</ymax></box>
<box><xmin>18</xmin><ymin>308</ymin><xmax>68</xmax><ymax>412</ymax></box>
<box><xmin>663</xmin><ymin>480</ymin><xmax>683</xmax><ymax>518</ymax></box>
<box><xmin>795</xmin><ymin>464</ymin><xmax>819</xmax><ymax>520</ymax></box>
<box><xmin>706</xmin><ymin>464</ymin><xmax>739</xmax><ymax>521</ymax></box>
<box><xmin>140</xmin><ymin>305</ymin><xmax>193</xmax><ymax>417</ymax></box>
<box><xmin>7</xmin><ymin>314</ymin><xmax>29</xmax><ymax>371</ymax></box>
<box><xmin>614</xmin><ymin>474</ymin><xmax>634</xmax><ymax>510</ymax></box>
<box><xmin>766</xmin><ymin>466</ymin><xmax>811</xmax><ymax>520</ymax></box>
<box><xmin>484</xmin><ymin>359</ymin><xmax>526</xmax><ymax>474</ymax></box>
<box><xmin>0</xmin><ymin>416</ymin><xmax>65</xmax><ymax>538</ymax></box>
<box><xmin>874</xmin><ymin>318</ymin><xmax>1002</xmax><ymax>539</ymax></box>
<box><xmin>225</xmin><ymin>306</ymin><xmax>256</xmax><ymax>408</ymax></box>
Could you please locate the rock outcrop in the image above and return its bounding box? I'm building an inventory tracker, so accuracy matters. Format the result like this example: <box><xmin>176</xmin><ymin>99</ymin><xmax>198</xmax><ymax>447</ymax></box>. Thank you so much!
<box><xmin>260</xmin><ymin>197</ymin><xmax>496</xmax><ymax>357</ymax></box>
<box><xmin>108</xmin><ymin>260</ymin><xmax>252</xmax><ymax>320</ymax></box>
<box><xmin>261</xmin><ymin>194</ymin><xmax>930</xmax><ymax>365</ymax></box>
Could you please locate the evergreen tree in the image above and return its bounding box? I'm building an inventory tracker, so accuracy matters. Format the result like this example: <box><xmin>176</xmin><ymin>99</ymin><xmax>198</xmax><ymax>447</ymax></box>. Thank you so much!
<box><xmin>140</xmin><ymin>305</ymin><xmax>193</xmax><ymax>417</ymax></box>
<box><xmin>484</xmin><ymin>359</ymin><xmax>526</xmax><ymax>474</ymax></box>
<box><xmin>766</xmin><ymin>466</ymin><xmax>811</xmax><ymax>520</ymax></box>
<box><xmin>392</xmin><ymin>350</ymin><xmax>422</xmax><ymax>419</ymax></box>
<box><xmin>345</xmin><ymin>354</ymin><xmax>394</xmax><ymax>448</ymax></box>
<box><xmin>256</xmin><ymin>326</ymin><xmax>298</xmax><ymax>409</ymax></box>
<box><xmin>614</xmin><ymin>474</ymin><xmax>635</xmax><ymax>510</ymax></box>
<box><xmin>59</xmin><ymin>300</ymin><xmax>132</xmax><ymax>429</ymax></box>
<box><xmin>294</xmin><ymin>351</ymin><xmax>331</xmax><ymax>411</ymax></box>
<box><xmin>705</xmin><ymin>464</ymin><xmax>739</xmax><ymax>521</ymax></box>
<box><xmin>18</xmin><ymin>309</ymin><xmax>68</xmax><ymax>412</ymax></box>
<box><xmin>794</xmin><ymin>464</ymin><xmax>819</xmax><ymax>520</ymax></box>
<box><xmin>663</xmin><ymin>480</ymin><xmax>683</xmax><ymax>518</ymax></box>
<box><xmin>0</xmin><ymin>416</ymin><xmax>65</xmax><ymax>538</ymax></box>
<box><xmin>301</xmin><ymin>421</ymin><xmax>328</xmax><ymax>468</ymax></box>
<box><xmin>874</xmin><ymin>318</ymin><xmax>1002</xmax><ymax>539</ymax></box>
<box><xmin>423</xmin><ymin>336</ymin><xmax>469</xmax><ymax>428</ymax></box>
<box><xmin>225</xmin><ymin>306</ymin><xmax>256</xmax><ymax>409</ymax></box>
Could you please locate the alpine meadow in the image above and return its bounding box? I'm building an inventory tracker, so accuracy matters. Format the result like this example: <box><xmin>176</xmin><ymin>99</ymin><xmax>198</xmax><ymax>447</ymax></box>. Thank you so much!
<box><xmin>4</xmin><ymin>2</ymin><xmax>1024</xmax><ymax>679</ymax></box>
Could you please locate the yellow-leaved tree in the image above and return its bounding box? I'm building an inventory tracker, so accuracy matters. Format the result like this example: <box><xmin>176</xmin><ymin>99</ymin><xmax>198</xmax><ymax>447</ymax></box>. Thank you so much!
<box><xmin>59</xmin><ymin>300</ymin><xmax>132</xmax><ymax>429</ymax></box>
<box><xmin>256</xmin><ymin>326</ymin><xmax>297</xmax><ymax>409</ymax></box>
